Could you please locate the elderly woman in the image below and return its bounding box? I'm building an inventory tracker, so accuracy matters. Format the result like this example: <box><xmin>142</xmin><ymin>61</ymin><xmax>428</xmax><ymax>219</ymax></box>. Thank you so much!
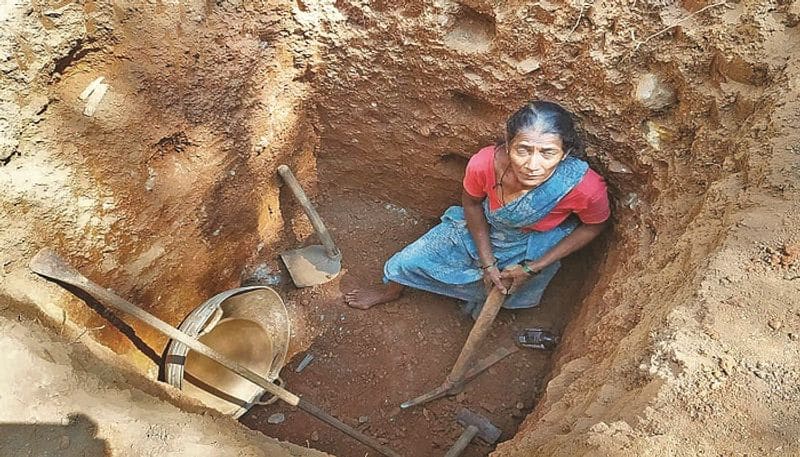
<box><xmin>345</xmin><ymin>101</ymin><xmax>610</xmax><ymax>317</ymax></box>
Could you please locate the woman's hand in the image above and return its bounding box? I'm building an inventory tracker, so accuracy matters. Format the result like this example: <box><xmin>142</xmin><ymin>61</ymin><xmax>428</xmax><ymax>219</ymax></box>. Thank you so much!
<box><xmin>501</xmin><ymin>261</ymin><xmax>544</xmax><ymax>294</ymax></box>
<box><xmin>482</xmin><ymin>265</ymin><xmax>508</xmax><ymax>294</ymax></box>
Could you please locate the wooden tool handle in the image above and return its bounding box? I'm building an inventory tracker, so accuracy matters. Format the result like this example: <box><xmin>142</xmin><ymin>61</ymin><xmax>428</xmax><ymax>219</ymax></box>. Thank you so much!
<box><xmin>29</xmin><ymin>249</ymin><xmax>401</xmax><ymax>457</ymax></box>
<box><xmin>277</xmin><ymin>165</ymin><xmax>340</xmax><ymax>259</ymax></box>
<box><xmin>446</xmin><ymin>287</ymin><xmax>506</xmax><ymax>385</ymax></box>
<box><xmin>30</xmin><ymin>248</ymin><xmax>301</xmax><ymax>406</ymax></box>
<box><xmin>443</xmin><ymin>425</ymin><xmax>479</xmax><ymax>457</ymax></box>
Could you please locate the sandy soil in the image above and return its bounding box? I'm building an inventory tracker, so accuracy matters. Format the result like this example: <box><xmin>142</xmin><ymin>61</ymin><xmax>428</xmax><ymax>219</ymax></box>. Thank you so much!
<box><xmin>0</xmin><ymin>307</ymin><xmax>326</xmax><ymax>457</ymax></box>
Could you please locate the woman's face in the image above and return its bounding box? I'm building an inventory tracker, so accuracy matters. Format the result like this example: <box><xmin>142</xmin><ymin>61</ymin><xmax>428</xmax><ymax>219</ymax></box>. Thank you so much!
<box><xmin>506</xmin><ymin>129</ymin><xmax>567</xmax><ymax>188</ymax></box>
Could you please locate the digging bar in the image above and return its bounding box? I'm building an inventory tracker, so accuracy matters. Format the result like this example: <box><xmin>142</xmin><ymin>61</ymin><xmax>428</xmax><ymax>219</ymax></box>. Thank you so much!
<box><xmin>401</xmin><ymin>287</ymin><xmax>507</xmax><ymax>409</ymax></box>
<box><xmin>29</xmin><ymin>248</ymin><xmax>401</xmax><ymax>457</ymax></box>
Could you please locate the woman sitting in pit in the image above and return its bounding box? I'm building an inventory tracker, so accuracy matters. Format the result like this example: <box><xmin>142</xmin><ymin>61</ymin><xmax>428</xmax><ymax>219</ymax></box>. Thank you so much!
<box><xmin>345</xmin><ymin>100</ymin><xmax>610</xmax><ymax>317</ymax></box>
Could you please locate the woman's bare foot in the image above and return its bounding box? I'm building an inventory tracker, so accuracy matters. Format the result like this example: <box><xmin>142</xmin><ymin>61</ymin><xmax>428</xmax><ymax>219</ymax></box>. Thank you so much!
<box><xmin>344</xmin><ymin>282</ymin><xmax>404</xmax><ymax>310</ymax></box>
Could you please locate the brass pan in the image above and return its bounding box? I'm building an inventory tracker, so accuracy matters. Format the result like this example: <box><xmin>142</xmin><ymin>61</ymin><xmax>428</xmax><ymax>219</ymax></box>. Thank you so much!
<box><xmin>164</xmin><ymin>286</ymin><xmax>289</xmax><ymax>417</ymax></box>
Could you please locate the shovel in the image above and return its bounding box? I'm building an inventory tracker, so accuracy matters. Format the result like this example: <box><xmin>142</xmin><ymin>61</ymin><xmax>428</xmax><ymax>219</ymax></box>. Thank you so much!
<box><xmin>277</xmin><ymin>165</ymin><xmax>342</xmax><ymax>287</ymax></box>
<box><xmin>29</xmin><ymin>248</ymin><xmax>401</xmax><ymax>457</ymax></box>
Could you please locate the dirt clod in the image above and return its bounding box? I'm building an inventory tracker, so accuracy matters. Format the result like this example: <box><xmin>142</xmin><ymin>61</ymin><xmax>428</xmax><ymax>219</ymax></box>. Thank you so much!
<box><xmin>635</xmin><ymin>73</ymin><xmax>676</xmax><ymax>111</ymax></box>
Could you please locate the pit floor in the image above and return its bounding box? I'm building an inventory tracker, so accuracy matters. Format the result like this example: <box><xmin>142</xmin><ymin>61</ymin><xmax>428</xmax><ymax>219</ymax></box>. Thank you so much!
<box><xmin>240</xmin><ymin>190</ymin><xmax>596</xmax><ymax>457</ymax></box>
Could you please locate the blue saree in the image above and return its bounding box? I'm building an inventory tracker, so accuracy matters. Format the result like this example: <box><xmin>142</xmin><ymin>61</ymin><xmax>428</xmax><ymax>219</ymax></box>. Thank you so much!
<box><xmin>383</xmin><ymin>156</ymin><xmax>589</xmax><ymax>318</ymax></box>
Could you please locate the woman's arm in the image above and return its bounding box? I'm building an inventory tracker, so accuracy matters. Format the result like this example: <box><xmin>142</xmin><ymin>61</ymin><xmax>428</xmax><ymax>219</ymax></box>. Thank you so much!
<box><xmin>462</xmin><ymin>190</ymin><xmax>495</xmax><ymax>267</ymax></box>
<box><xmin>500</xmin><ymin>220</ymin><xmax>608</xmax><ymax>292</ymax></box>
<box><xmin>463</xmin><ymin>190</ymin><xmax>507</xmax><ymax>292</ymax></box>
<box><xmin>527</xmin><ymin>221</ymin><xmax>608</xmax><ymax>271</ymax></box>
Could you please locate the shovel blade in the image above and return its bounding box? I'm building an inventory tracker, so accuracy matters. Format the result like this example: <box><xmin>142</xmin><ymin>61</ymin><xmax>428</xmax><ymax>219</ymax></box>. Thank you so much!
<box><xmin>280</xmin><ymin>245</ymin><xmax>341</xmax><ymax>287</ymax></box>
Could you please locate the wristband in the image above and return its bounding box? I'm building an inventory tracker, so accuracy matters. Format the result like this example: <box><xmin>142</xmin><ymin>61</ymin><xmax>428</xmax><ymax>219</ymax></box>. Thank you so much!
<box><xmin>519</xmin><ymin>261</ymin><xmax>536</xmax><ymax>276</ymax></box>
<box><xmin>480</xmin><ymin>259</ymin><xmax>498</xmax><ymax>270</ymax></box>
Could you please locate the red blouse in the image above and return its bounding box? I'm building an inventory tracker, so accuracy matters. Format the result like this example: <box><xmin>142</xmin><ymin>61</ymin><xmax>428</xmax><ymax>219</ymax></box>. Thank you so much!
<box><xmin>462</xmin><ymin>146</ymin><xmax>610</xmax><ymax>232</ymax></box>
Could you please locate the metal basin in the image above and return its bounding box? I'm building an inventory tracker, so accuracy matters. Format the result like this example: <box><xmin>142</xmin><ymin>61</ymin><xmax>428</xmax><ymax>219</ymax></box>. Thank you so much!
<box><xmin>164</xmin><ymin>286</ymin><xmax>290</xmax><ymax>418</ymax></box>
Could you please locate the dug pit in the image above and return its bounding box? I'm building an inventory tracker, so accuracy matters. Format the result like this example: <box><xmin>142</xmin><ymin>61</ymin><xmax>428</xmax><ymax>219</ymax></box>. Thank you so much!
<box><xmin>2</xmin><ymin>1</ymin><xmax>799</xmax><ymax>457</ymax></box>
<box><xmin>238</xmin><ymin>189</ymin><xmax>607</xmax><ymax>456</ymax></box>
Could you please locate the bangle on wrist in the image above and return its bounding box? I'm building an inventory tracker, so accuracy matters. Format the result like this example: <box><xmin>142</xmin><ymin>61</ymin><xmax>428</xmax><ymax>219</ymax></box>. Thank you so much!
<box><xmin>519</xmin><ymin>261</ymin><xmax>536</xmax><ymax>276</ymax></box>
<box><xmin>480</xmin><ymin>259</ymin><xmax>498</xmax><ymax>270</ymax></box>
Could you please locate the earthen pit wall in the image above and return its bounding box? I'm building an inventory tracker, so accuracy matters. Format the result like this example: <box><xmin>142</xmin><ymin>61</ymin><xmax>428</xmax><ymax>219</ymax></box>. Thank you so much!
<box><xmin>0</xmin><ymin>2</ymin><xmax>321</xmax><ymax>375</ymax></box>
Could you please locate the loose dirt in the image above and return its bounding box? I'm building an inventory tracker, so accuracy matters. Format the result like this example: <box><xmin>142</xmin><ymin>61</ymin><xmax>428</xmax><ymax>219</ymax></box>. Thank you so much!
<box><xmin>241</xmin><ymin>190</ymin><xmax>603</xmax><ymax>456</ymax></box>
<box><xmin>0</xmin><ymin>307</ymin><xmax>326</xmax><ymax>457</ymax></box>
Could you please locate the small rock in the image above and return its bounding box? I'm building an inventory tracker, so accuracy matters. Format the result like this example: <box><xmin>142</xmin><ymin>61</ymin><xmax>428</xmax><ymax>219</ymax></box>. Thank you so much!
<box><xmin>538</xmin><ymin>0</ymin><xmax>558</xmax><ymax>12</ymax></box>
<box><xmin>634</xmin><ymin>73</ymin><xmax>676</xmax><ymax>111</ymax></box>
<box><xmin>422</xmin><ymin>408</ymin><xmax>431</xmax><ymax>421</ymax></box>
<box><xmin>267</xmin><ymin>413</ymin><xmax>285</xmax><ymax>424</ymax></box>
<box><xmin>515</xmin><ymin>402</ymin><xmax>525</xmax><ymax>410</ymax></box>
<box><xmin>79</xmin><ymin>77</ymin><xmax>105</xmax><ymax>101</ymax></box>
<box><xmin>608</xmin><ymin>159</ymin><xmax>632</xmax><ymax>174</ymax></box>
<box><xmin>145</xmin><ymin>168</ymin><xmax>157</xmax><ymax>191</ymax></box>
<box><xmin>83</xmin><ymin>82</ymin><xmax>109</xmax><ymax>117</ymax></box>
<box><xmin>643</xmin><ymin>120</ymin><xmax>670</xmax><ymax>151</ymax></box>
<box><xmin>719</xmin><ymin>356</ymin><xmax>736</xmax><ymax>376</ymax></box>
<box><xmin>768</xmin><ymin>320</ymin><xmax>783</xmax><ymax>331</ymax></box>
<box><xmin>59</xmin><ymin>436</ymin><xmax>70</xmax><ymax>450</ymax></box>
<box><xmin>515</xmin><ymin>57</ymin><xmax>541</xmax><ymax>74</ymax></box>
<box><xmin>789</xmin><ymin>333</ymin><xmax>799</xmax><ymax>341</ymax></box>
<box><xmin>310</xmin><ymin>431</ymin><xmax>320</xmax><ymax>441</ymax></box>
<box><xmin>358</xmin><ymin>415</ymin><xmax>369</xmax><ymax>424</ymax></box>
<box><xmin>455</xmin><ymin>392</ymin><xmax>468</xmax><ymax>403</ymax></box>
<box><xmin>623</xmin><ymin>192</ymin><xmax>640</xmax><ymax>210</ymax></box>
